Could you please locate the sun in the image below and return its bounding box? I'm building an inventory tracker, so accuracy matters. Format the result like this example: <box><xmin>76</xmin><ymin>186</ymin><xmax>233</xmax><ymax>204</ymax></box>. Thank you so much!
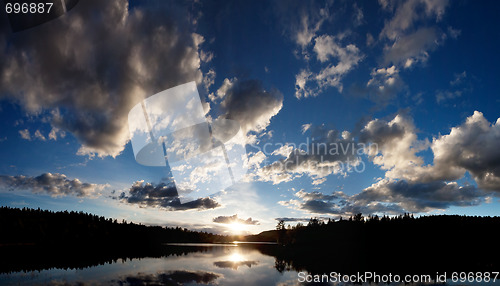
<box><xmin>228</xmin><ymin>252</ymin><xmax>245</xmax><ymax>262</ymax></box>
<box><xmin>228</xmin><ymin>222</ymin><xmax>246</xmax><ymax>234</ymax></box>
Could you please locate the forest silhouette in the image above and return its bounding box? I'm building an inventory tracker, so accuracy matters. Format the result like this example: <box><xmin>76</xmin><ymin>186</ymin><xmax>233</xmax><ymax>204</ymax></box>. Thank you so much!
<box><xmin>0</xmin><ymin>206</ymin><xmax>231</xmax><ymax>273</ymax></box>
<box><xmin>1</xmin><ymin>207</ymin><xmax>500</xmax><ymax>275</ymax></box>
<box><xmin>264</xmin><ymin>213</ymin><xmax>500</xmax><ymax>274</ymax></box>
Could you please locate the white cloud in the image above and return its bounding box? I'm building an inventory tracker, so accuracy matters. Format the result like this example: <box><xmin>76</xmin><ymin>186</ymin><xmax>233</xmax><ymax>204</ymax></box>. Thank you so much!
<box><xmin>34</xmin><ymin>130</ymin><xmax>46</xmax><ymax>141</ymax></box>
<box><xmin>209</xmin><ymin>77</ymin><xmax>235</xmax><ymax>102</ymax></box>
<box><xmin>19</xmin><ymin>129</ymin><xmax>31</xmax><ymax>140</ymax></box>
<box><xmin>363</xmin><ymin>65</ymin><xmax>405</xmax><ymax>104</ymax></box>
<box><xmin>428</xmin><ymin>111</ymin><xmax>500</xmax><ymax>191</ymax></box>
<box><xmin>48</xmin><ymin>127</ymin><xmax>66</xmax><ymax>141</ymax></box>
<box><xmin>360</xmin><ymin>111</ymin><xmax>500</xmax><ymax>193</ymax></box>
<box><xmin>301</xmin><ymin>123</ymin><xmax>312</xmax><ymax>134</ymax></box>
<box><xmin>295</xmin><ymin>36</ymin><xmax>363</xmax><ymax>98</ymax></box>
<box><xmin>360</xmin><ymin>113</ymin><xmax>428</xmax><ymax>181</ymax></box>
<box><xmin>203</xmin><ymin>69</ymin><xmax>216</xmax><ymax>92</ymax></box>
<box><xmin>271</xmin><ymin>145</ymin><xmax>294</xmax><ymax>158</ymax></box>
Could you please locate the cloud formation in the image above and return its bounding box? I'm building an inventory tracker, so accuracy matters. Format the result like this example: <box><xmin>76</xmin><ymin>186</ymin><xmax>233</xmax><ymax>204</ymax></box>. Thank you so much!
<box><xmin>361</xmin><ymin>111</ymin><xmax>500</xmax><ymax>192</ymax></box>
<box><xmin>256</xmin><ymin>125</ymin><xmax>363</xmax><ymax>185</ymax></box>
<box><xmin>428</xmin><ymin>111</ymin><xmax>500</xmax><ymax>191</ymax></box>
<box><xmin>117</xmin><ymin>270</ymin><xmax>221</xmax><ymax>286</ymax></box>
<box><xmin>280</xmin><ymin>180</ymin><xmax>489</xmax><ymax>216</ymax></box>
<box><xmin>379</xmin><ymin>0</ymin><xmax>448</xmax><ymax>41</ymax></box>
<box><xmin>0</xmin><ymin>0</ymin><xmax>206</xmax><ymax>157</ymax></box>
<box><xmin>0</xmin><ymin>173</ymin><xmax>105</xmax><ymax>197</ymax></box>
<box><xmin>118</xmin><ymin>180</ymin><xmax>220</xmax><ymax>211</ymax></box>
<box><xmin>295</xmin><ymin>35</ymin><xmax>363</xmax><ymax>98</ymax></box>
<box><xmin>218</xmin><ymin>79</ymin><xmax>283</xmax><ymax>135</ymax></box>
<box><xmin>212</xmin><ymin>214</ymin><xmax>260</xmax><ymax>225</ymax></box>
<box><xmin>279</xmin><ymin>111</ymin><xmax>500</xmax><ymax>216</ymax></box>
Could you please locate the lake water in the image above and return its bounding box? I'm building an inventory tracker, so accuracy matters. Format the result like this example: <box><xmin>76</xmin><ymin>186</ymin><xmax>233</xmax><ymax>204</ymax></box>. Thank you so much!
<box><xmin>0</xmin><ymin>243</ymin><xmax>303</xmax><ymax>286</ymax></box>
<box><xmin>1</xmin><ymin>243</ymin><xmax>499</xmax><ymax>285</ymax></box>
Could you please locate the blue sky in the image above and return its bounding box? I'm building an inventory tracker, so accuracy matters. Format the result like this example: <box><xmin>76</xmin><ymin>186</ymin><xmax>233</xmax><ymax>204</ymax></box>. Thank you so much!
<box><xmin>1</xmin><ymin>0</ymin><xmax>500</xmax><ymax>234</ymax></box>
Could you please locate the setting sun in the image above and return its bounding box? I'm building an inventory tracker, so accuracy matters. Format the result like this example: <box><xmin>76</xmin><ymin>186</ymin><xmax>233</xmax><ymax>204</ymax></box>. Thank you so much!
<box><xmin>228</xmin><ymin>252</ymin><xmax>245</xmax><ymax>262</ymax></box>
<box><xmin>228</xmin><ymin>222</ymin><xmax>246</xmax><ymax>234</ymax></box>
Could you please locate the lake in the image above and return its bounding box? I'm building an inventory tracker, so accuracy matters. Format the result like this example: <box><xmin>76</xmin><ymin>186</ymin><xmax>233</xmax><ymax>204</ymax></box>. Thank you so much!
<box><xmin>1</xmin><ymin>243</ymin><xmax>499</xmax><ymax>285</ymax></box>
<box><xmin>0</xmin><ymin>243</ymin><xmax>302</xmax><ymax>286</ymax></box>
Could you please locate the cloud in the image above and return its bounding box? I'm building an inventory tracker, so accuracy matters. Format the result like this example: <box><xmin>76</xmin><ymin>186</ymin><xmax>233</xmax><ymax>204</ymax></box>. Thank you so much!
<box><xmin>357</xmin><ymin>65</ymin><xmax>406</xmax><ymax>104</ymax></box>
<box><xmin>350</xmin><ymin>179</ymin><xmax>487</xmax><ymax>213</ymax></box>
<box><xmin>18</xmin><ymin>129</ymin><xmax>31</xmax><ymax>140</ymax></box>
<box><xmin>34</xmin><ymin>130</ymin><xmax>46</xmax><ymax>141</ymax></box>
<box><xmin>354</xmin><ymin>0</ymin><xmax>450</xmax><ymax>106</ymax></box>
<box><xmin>117</xmin><ymin>270</ymin><xmax>221</xmax><ymax>286</ymax></box>
<box><xmin>0</xmin><ymin>173</ymin><xmax>105</xmax><ymax>197</ymax></box>
<box><xmin>274</xmin><ymin>2</ymin><xmax>362</xmax><ymax>99</ymax></box>
<box><xmin>212</xmin><ymin>214</ymin><xmax>260</xmax><ymax>225</ymax></box>
<box><xmin>361</xmin><ymin>111</ymin><xmax>500</xmax><ymax>192</ymax></box>
<box><xmin>256</xmin><ymin>125</ymin><xmax>362</xmax><ymax>184</ymax></box>
<box><xmin>279</xmin><ymin>111</ymin><xmax>500</xmax><ymax>216</ymax></box>
<box><xmin>0</xmin><ymin>0</ymin><xmax>206</xmax><ymax>157</ymax></box>
<box><xmin>436</xmin><ymin>90</ymin><xmax>462</xmax><ymax>104</ymax></box>
<box><xmin>383</xmin><ymin>27</ymin><xmax>444</xmax><ymax>67</ymax></box>
<box><xmin>360</xmin><ymin>112</ymin><xmax>433</xmax><ymax>182</ymax></box>
<box><xmin>280</xmin><ymin>180</ymin><xmax>489</xmax><ymax>216</ymax></box>
<box><xmin>48</xmin><ymin>127</ymin><xmax>66</xmax><ymax>141</ymax></box>
<box><xmin>428</xmin><ymin>111</ymin><xmax>500</xmax><ymax>191</ymax></box>
<box><xmin>214</xmin><ymin>260</ymin><xmax>258</xmax><ymax>270</ymax></box>
<box><xmin>118</xmin><ymin>180</ymin><xmax>220</xmax><ymax>211</ymax></box>
<box><xmin>271</xmin><ymin>145</ymin><xmax>294</xmax><ymax>158</ymax></box>
<box><xmin>219</xmin><ymin>79</ymin><xmax>283</xmax><ymax>135</ymax></box>
<box><xmin>209</xmin><ymin>77</ymin><xmax>235</xmax><ymax>102</ymax></box>
<box><xmin>295</xmin><ymin>35</ymin><xmax>363</xmax><ymax>98</ymax></box>
<box><xmin>274</xmin><ymin>0</ymin><xmax>332</xmax><ymax>49</ymax></box>
<box><xmin>436</xmin><ymin>71</ymin><xmax>469</xmax><ymax>104</ymax></box>
<box><xmin>450</xmin><ymin>71</ymin><xmax>467</xmax><ymax>86</ymax></box>
<box><xmin>274</xmin><ymin>217</ymin><xmax>313</xmax><ymax>223</ymax></box>
<box><xmin>380</xmin><ymin>0</ymin><xmax>448</xmax><ymax>41</ymax></box>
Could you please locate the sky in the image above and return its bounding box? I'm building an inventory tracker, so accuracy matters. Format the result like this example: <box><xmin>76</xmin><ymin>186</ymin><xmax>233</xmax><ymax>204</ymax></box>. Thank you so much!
<box><xmin>1</xmin><ymin>0</ymin><xmax>500</xmax><ymax>235</ymax></box>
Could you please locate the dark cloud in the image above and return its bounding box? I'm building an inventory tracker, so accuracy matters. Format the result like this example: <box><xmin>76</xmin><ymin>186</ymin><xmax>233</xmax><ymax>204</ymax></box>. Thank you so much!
<box><xmin>257</xmin><ymin>125</ymin><xmax>362</xmax><ymax>184</ymax></box>
<box><xmin>280</xmin><ymin>180</ymin><xmax>490</xmax><ymax>216</ymax></box>
<box><xmin>118</xmin><ymin>181</ymin><xmax>220</xmax><ymax>211</ymax></box>
<box><xmin>0</xmin><ymin>0</ymin><xmax>205</xmax><ymax>157</ymax></box>
<box><xmin>219</xmin><ymin>79</ymin><xmax>283</xmax><ymax>135</ymax></box>
<box><xmin>212</xmin><ymin>214</ymin><xmax>259</xmax><ymax>225</ymax></box>
<box><xmin>214</xmin><ymin>260</ymin><xmax>258</xmax><ymax>270</ymax></box>
<box><xmin>383</xmin><ymin>27</ymin><xmax>443</xmax><ymax>67</ymax></box>
<box><xmin>275</xmin><ymin>217</ymin><xmax>315</xmax><ymax>223</ymax></box>
<box><xmin>118</xmin><ymin>270</ymin><xmax>221</xmax><ymax>286</ymax></box>
<box><xmin>0</xmin><ymin>173</ymin><xmax>105</xmax><ymax>197</ymax></box>
<box><xmin>351</xmin><ymin>179</ymin><xmax>487</xmax><ymax>213</ymax></box>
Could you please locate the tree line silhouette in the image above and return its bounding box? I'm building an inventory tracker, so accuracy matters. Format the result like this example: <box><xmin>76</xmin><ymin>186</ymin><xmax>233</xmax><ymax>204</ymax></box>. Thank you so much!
<box><xmin>265</xmin><ymin>213</ymin><xmax>500</xmax><ymax>274</ymax></box>
<box><xmin>2</xmin><ymin>207</ymin><xmax>500</xmax><ymax>275</ymax></box>
<box><xmin>0</xmin><ymin>206</ymin><xmax>233</xmax><ymax>273</ymax></box>
<box><xmin>0</xmin><ymin>206</ymin><xmax>231</xmax><ymax>246</ymax></box>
